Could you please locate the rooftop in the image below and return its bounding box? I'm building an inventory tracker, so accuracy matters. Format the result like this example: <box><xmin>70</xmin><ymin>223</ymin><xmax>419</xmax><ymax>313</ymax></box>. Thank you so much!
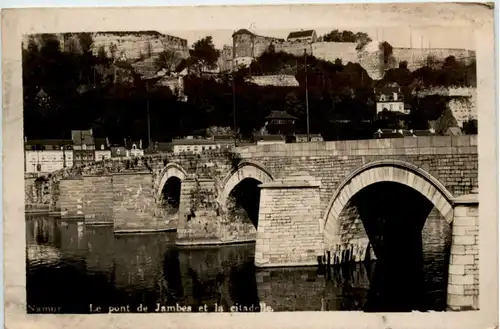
<box><xmin>232</xmin><ymin>29</ymin><xmax>254</xmax><ymax>37</ymax></box>
<box><xmin>287</xmin><ymin>30</ymin><xmax>316</xmax><ymax>39</ymax></box>
<box><xmin>172</xmin><ymin>138</ymin><xmax>217</xmax><ymax>146</ymax></box>
<box><xmin>265</xmin><ymin>110</ymin><xmax>298</xmax><ymax>121</ymax></box>
<box><xmin>71</xmin><ymin>130</ymin><xmax>94</xmax><ymax>145</ymax></box>
<box><xmin>25</xmin><ymin>139</ymin><xmax>73</xmax><ymax>145</ymax></box>
<box><xmin>253</xmin><ymin>134</ymin><xmax>285</xmax><ymax>141</ymax></box>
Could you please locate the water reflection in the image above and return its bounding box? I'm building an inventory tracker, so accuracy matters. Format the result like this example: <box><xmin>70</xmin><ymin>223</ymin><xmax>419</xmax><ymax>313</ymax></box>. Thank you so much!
<box><xmin>26</xmin><ymin>214</ymin><xmax>450</xmax><ymax>313</ymax></box>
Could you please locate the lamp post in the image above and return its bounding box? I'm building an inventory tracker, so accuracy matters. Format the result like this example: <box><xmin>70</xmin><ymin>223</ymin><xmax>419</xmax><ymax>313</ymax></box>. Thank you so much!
<box><xmin>304</xmin><ymin>49</ymin><xmax>310</xmax><ymax>142</ymax></box>
<box><xmin>232</xmin><ymin>73</ymin><xmax>237</xmax><ymax>147</ymax></box>
<box><xmin>146</xmin><ymin>81</ymin><xmax>151</xmax><ymax>152</ymax></box>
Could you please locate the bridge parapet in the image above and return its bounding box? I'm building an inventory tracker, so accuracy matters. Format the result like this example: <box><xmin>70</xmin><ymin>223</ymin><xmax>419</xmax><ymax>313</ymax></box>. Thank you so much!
<box><xmin>233</xmin><ymin>135</ymin><xmax>477</xmax><ymax>158</ymax></box>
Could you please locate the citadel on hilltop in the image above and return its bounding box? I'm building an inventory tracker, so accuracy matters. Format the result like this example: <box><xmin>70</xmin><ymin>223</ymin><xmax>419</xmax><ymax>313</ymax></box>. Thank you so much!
<box><xmin>222</xmin><ymin>28</ymin><xmax>476</xmax><ymax>80</ymax></box>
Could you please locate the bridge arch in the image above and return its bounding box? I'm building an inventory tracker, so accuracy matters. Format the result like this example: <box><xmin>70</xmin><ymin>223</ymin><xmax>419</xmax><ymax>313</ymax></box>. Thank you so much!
<box><xmin>218</xmin><ymin>160</ymin><xmax>274</xmax><ymax>211</ymax></box>
<box><xmin>323</xmin><ymin>159</ymin><xmax>455</xmax><ymax>237</ymax></box>
<box><xmin>156</xmin><ymin>163</ymin><xmax>188</xmax><ymax>199</ymax></box>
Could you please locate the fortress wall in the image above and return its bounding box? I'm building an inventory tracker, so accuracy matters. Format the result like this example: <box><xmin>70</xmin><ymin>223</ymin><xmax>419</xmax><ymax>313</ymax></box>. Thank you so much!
<box><xmin>311</xmin><ymin>42</ymin><xmax>359</xmax><ymax>64</ymax></box>
<box><xmin>91</xmin><ymin>33</ymin><xmax>189</xmax><ymax>60</ymax></box>
<box><xmin>233</xmin><ymin>33</ymin><xmax>254</xmax><ymax>58</ymax></box>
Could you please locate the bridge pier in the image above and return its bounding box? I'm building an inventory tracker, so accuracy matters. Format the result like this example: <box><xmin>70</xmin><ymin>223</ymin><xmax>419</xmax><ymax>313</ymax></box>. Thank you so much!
<box><xmin>112</xmin><ymin>171</ymin><xmax>166</xmax><ymax>233</ymax></box>
<box><xmin>447</xmin><ymin>189</ymin><xmax>479</xmax><ymax>311</ymax></box>
<box><xmin>176</xmin><ymin>177</ymin><xmax>257</xmax><ymax>245</ymax></box>
<box><xmin>82</xmin><ymin>174</ymin><xmax>113</xmax><ymax>225</ymax></box>
<box><xmin>255</xmin><ymin>172</ymin><xmax>323</xmax><ymax>267</ymax></box>
<box><xmin>59</xmin><ymin>177</ymin><xmax>85</xmax><ymax>219</ymax></box>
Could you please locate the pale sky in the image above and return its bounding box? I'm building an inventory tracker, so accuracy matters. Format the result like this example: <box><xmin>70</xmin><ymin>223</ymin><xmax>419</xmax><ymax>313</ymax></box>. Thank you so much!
<box><xmin>168</xmin><ymin>26</ymin><xmax>475</xmax><ymax>51</ymax></box>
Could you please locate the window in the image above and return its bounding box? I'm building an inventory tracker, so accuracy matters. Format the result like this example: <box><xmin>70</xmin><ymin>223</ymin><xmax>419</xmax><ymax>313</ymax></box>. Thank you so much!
<box><xmin>202</xmin><ymin>146</ymin><xmax>205</xmax><ymax>151</ymax></box>
<box><xmin>83</xmin><ymin>154</ymin><xmax>87</xmax><ymax>160</ymax></box>
<box><xmin>36</xmin><ymin>164</ymin><xmax>41</xmax><ymax>172</ymax></box>
<box><xmin>132</xmin><ymin>144</ymin><xmax>137</xmax><ymax>150</ymax></box>
<box><xmin>88</xmin><ymin>153</ymin><xmax>93</xmax><ymax>159</ymax></box>
<box><xmin>75</xmin><ymin>154</ymin><xmax>80</xmax><ymax>160</ymax></box>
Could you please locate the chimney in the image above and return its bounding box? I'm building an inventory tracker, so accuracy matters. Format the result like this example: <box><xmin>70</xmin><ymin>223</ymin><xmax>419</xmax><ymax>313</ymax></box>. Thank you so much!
<box><xmin>139</xmin><ymin>139</ymin><xmax>143</xmax><ymax>149</ymax></box>
<box><xmin>106</xmin><ymin>137</ymin><xmax>110</xmax><ymax>147</ymax></box>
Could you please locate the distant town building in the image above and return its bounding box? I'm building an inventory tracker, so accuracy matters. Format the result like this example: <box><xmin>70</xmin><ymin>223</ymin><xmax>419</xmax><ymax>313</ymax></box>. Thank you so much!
<box><xmin>94</xmin><ymin>138</ymin><xmax>112</xmax><ymax>161</ymax></box>
<box><xmin>110</xmin><ymin>145</ymin><xmax>127</xmax><ymax>158</ymax></box>
<box><xmin>128</xmin><ymin>140</ymin><xmax>145</xmax><ymax>157</ymax></box>
<box><xmin>373</xmin><ymin>128</ymin><xmax>436</xmax><ymax>139</ymax></box>
<box><xmin>24</xmin><ymin>138</ymin><xmax>73</xmax><ymax>173</ymax></box>
<box><xmin>375</xmin><ymin>87</ymin><xmax>409</xmax><ymax>115</ymax></box>
<box><xmin>71</xmin><ymin>129</ymin><xmax>95</xmax><ymax>166</ymax></box>
<box><xmin>264</xmin><ymin>110</ymin><xmax>298</xmax><ymax>136</ymax></box>
<box><xmin>253</xmin><ymin>134</ymin><xmax>286</xmax><ymax>146</ymax></box>
<box><xmin>153</xmin><ymin>142</ymin><xmax>173</xmax><ymax>153</ymax></box>
<box><xmin>213</xmin><ymin>135</ymin><xmax>235</xmax><ymax>148</ymax></box>
<box><xmin>295</xmin><ymin>134</ymin><xmax>323</xmax><ymax>143</ymax></box>
<box><xmin>287</xmin><ymin>30</ymin><xmax>317</xmax><ymax>43</ymax></box>
<box><xmin>172</xmin><ymin>137</ymin><xmax>220</xmax><ymax>154</ymax></box>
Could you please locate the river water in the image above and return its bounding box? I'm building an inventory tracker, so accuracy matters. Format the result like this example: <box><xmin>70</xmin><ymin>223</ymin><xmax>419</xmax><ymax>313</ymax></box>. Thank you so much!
<box><xmin>26</xmin><ymin>214</ymin><xmax>451</xmax><ymax>313</ymax></box>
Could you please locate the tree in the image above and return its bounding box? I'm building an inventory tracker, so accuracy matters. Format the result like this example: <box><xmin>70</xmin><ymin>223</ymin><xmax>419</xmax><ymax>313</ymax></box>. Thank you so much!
<box><xmin>146</xmin><ymin>41</ymin><xmax>153</xmax><ymax>58</ymax></box>
<box><xmin>188</xmin><ymin>36</ymin><xmax>220</xmax><ymax>75</ymax></box>
<box><xmin>206</xmin><ymin>126</ymin><xmax>233</xmax><ymax>137</ymax></box>
<box><xmin>320</xmin><ymin>29</ymin><xmax>372</xmax><ymax>50</ymax></box>
<box><xmin>154</xmin><ymin>49</ymin><xmax>180</xmax><ymax>72</ymax></box>
<box><xmin>109</xmin><ymin>43</ymin><xmax>118</xmax><ymax>58</ymax></box>
<box><xmin>77</xmin><ymin>33</ymin><xmax>93</xmax><ymax>53</ymax></box>
<box><xmin>435</xmin><ymin>107</ymin><xmax>458</xmax><ymax>134</ymax></box>
<box><xmin>355</xmin><ymin>32</ymin><xmax>372</xmax><ymax>51</ymax></box>
<box><xmin>462</xmin><ymin>119</ymin><xmax>478</xmax><ymax>135</ymax></box>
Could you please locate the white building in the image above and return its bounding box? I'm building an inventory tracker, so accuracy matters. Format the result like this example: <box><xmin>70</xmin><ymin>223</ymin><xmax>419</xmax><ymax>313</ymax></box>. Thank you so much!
<box><xmin>129</xmin><ymin>140</ymin><xmax>145</xmax><ymax>157</ymax></box>
<box><xmin>172</xmin><ymin>137</ymin><xmax>221</xmax><ymax>154</ymax></box>
<box><xmin>287</xmin><ymin>30</ymin><xmax>318</xmax><ymax>43</ymax></box>
<box><xmin>295</xmin><ymin>134</ymin><xmax>324</xmax><ymax>143</ymax></box>
<box><xmin>375</xmin><ymin>86</ymin><xmax>409</xmax><ymax>115</ymax></box>
<box><xmin>94</xmin><ymin>138</ymin><xmax>112</xmax><ymax>161</ymax></box>
<box><xmin>253</xmin><ymin>134</ymin><xmax>286</xmax><ymax>146</ymax></box>
<box><xmin>24</xmin><ymin>139</ymin><xmax>73</xmax><ymax>173</ymax></box>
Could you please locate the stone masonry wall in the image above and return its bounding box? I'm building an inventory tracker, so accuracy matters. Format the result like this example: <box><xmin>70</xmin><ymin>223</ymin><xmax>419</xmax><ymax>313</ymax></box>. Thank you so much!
<box><xmin>447</xmin><ymin>200</ymin><xmax>479</xmax><ymax>310</ymax></box>
<box><xmin>256</xmin><ymin>177</ymin><xmax>323</xmax><ymax>267</ymax></box>
<box><xmin>176</xmin><ymin>178</ymin><xmax>257</xmax><ymax>245</ymax></box>
<box><xmin>59</xmin><ymin>178</ymin><xmax>85</xmax><ymax>218</ymax></box>
<box><xmin>83</xmin><ymin>175</ymin><xmax>114</xmax><ymax>224</ymax></box>
<box><xmin>112</xmin><ymin>172</ymin><xmax>161</xmax><ymax>232</ymax></box>
<box><xmin>234</xmin><ymin>135</ymin><xmax>478</xmax><ymax>220</ymax></box>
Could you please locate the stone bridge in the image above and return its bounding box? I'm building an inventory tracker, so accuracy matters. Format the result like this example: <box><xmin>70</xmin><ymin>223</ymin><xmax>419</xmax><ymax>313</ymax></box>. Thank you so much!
<box><xmin>25</xmin><ymin>135</ymin><xmax>479</xmax><ymax>310</ymax></box>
